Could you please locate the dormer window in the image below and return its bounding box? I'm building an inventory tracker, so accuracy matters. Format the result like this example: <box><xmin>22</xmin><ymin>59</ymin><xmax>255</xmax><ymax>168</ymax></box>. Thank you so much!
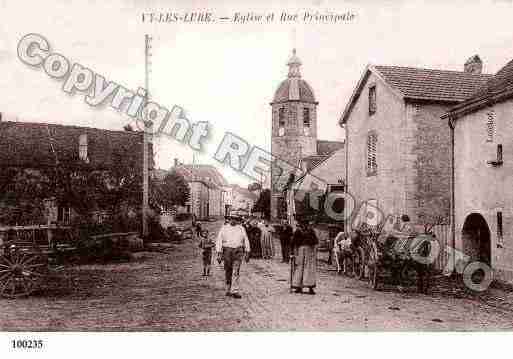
<box><xmin>79</xmin><ymin>133</ymin><xmax>89</xmax><ymax>163</ymax></box>
<box><xmin>369</xmin><ymin>85</ymin><xmax>377</xmax><ymax>115</ymax></box>
<box><xmin>303</xmin><ymin>107</ymin><xmax>311</xmax><ymax>136</ymax></box>
<box><xmin>278</xmin><ymin>107</ymin><xmax>286</xmax><ymax>136</ymax></box>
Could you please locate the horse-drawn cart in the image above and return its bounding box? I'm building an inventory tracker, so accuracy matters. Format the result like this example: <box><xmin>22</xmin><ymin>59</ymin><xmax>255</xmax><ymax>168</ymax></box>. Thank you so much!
<box><xmin>0</xmin><ymin>225</ymin><xmax>76</xmax><ymax>298</ymax></box>
<box><xmin>340</xmin><ymin>224</ymin><xmax>439</xmax><ymax>293</ymax></box>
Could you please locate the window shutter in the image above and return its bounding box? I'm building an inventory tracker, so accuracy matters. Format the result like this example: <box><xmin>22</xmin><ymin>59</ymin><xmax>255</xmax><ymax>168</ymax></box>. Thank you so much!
<box><xmin>367</xmin><ymin>133</ymin><xmax>377</xmax><ymax>175</ymax></box>
<box><xmin>369</xmin><ymin>85</ymin><xmax>377</xmax><ymax>115</ymax></box>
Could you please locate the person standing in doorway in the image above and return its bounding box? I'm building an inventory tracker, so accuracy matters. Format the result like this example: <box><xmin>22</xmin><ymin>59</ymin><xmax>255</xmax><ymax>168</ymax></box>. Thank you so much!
<box><xmin>291</xmin><ymin>217</ymin><xmax>319</xmax><ymax>295</ymax></box>
<box><xmin>216</xmin><ymin>216</ymin><xmax>251</xmax><ymax>298</ymax></box>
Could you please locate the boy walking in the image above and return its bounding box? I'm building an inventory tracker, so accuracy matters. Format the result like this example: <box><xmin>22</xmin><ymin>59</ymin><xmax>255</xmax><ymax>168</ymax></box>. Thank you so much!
<box><xmin>199</xmin><ymin>229</ymin><xmax>214</xmax><ymax>277</ymax></box>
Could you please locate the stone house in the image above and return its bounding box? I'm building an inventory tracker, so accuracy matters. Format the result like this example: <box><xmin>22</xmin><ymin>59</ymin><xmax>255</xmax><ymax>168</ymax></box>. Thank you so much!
<box><xmin>442</xmin><ymin>58</ymin><xmax>513</xmax><ymax>281</ymax></box>
<box><xmin>339</xmin><ymin>57</ymin><xmax>492</xmax><ymax>227</ymax></box>
<box><xmin>228</xmin><ymin>184</ymin><xmax>258</xmax><ymax>214</ymax></box>
<box><xmin>169</xmin><ymin>163</ymin><xmax>229</xmax><ymax>220</ymax></box>
<box><xmin>292</xmin><ymin>146</ymin><xmax>346</xmax><ymax>218</ymax></box>
<box><xmin>0</xmin><ymin>119</ymin><xmax>151</xmax><ymax>226</ymax></box>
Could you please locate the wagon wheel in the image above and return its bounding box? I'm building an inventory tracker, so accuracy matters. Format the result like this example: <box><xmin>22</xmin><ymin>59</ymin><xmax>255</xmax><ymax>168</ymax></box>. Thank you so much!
<box><xmin>367</xmin><ymin>243</ymin><xmax>380</xmax><ymax>290</ymax></box>
<box><xmin>0</xmin><ymin>247</ymin><xmax>47</xmax><ymax>299</ymax></box>
<box><xmin>400</xmin><ymin>263</ymin><xmax>419</xmax><ymax>288</ymax></box>
<box><xmin>353</xmin><ymin>247</ymin><xmax>365</xmax><ymax>280</ymax></box>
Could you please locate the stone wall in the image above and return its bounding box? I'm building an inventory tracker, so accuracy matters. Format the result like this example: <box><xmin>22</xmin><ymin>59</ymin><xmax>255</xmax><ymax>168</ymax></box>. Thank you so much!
<box><xmin>345</xmin><ymin>72</ymin><xmax>409</xmax><ymax>223</ymax></box>
<box><xmin>454</xmin><ymin>100</ymin><xmax>513</xmax><ymax>279</ymax></box>
<box><xmin>345</xmin><ymin>72</ymin><xmax>452</xmax><ymax>228</ymax></box>
<box><xmin>407</xmin><ymin>102</ymin><xmax>452</xmax><ymax>224</ymax></box>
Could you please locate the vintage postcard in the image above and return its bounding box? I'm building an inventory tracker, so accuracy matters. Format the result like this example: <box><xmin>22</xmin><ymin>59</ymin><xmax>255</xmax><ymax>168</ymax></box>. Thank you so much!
<box><xmin>1</xmin><ymin>0</ymin><xmax>513</xmax><ymax>356</ymax></box>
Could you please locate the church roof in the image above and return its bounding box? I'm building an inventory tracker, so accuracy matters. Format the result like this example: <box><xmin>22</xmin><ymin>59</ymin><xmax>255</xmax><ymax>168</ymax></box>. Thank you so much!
<box><xmin>272</xmin><ymin>49</ymin><xmax>317</xmax><ymax>104</ymax></box>
<box><xmin>272</xmin><ymin>78</ymin><xmax>316</xmax><ymax>104</ymax></box>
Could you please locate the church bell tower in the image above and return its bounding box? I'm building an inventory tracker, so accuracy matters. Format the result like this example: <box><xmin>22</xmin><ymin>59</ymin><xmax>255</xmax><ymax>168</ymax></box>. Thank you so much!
<box><xmin>270</xmin><ymin>49</ymin><xmax>318</xmax><ymax>220</ymax></box>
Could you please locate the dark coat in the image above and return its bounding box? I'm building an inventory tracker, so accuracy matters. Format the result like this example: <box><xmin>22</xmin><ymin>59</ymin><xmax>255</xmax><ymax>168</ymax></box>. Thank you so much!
<box><xmin>292</xmin><ymin>227</ymin><xmax>318</xmax><ymax>248</ymax></box>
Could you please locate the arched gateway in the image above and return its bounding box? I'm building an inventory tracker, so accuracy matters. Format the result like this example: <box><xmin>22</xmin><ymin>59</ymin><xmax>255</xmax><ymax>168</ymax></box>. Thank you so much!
<box><xmin>461</xmin><ymin>213</ymin><xmax>491</xmax><ymax>266</ymax></box>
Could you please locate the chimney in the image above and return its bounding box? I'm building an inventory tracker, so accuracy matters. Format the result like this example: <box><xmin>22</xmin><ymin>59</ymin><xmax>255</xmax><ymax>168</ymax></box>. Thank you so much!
<box><xmin>174</xmin><ymin>158</ymin><xmax>179</xmax><ymax>167</ymax></box>
<box><xmin>0</xmin><ymin>112</ymin><xmax>2</xmax><ymax>121</ymax></box>
<box><xmin>464</xmin><ymin>55</ymin><xmax>483</xmax><ymax>74</ymax></box>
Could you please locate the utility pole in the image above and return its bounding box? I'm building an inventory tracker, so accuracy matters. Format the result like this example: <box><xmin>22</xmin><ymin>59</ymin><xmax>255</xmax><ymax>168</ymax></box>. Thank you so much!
<box><xmin>142</xmin><ymin>34</ymin><xmax>152</xmax><ymax>238</ymax></box>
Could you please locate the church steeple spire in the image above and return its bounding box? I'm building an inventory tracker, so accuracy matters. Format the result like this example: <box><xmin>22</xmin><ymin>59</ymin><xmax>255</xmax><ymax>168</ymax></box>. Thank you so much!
<box><xmin>287</xmin><ymin>48</ymin><xmax>302</xmax><ymax>78</ymax></box>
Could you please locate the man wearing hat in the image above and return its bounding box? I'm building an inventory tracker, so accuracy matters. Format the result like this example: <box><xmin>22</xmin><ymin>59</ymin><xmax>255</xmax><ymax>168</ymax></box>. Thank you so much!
<box><xmin>215</xmin><ymin>215</ymin><xmax>251</xmax><ymax>298</ymax></box>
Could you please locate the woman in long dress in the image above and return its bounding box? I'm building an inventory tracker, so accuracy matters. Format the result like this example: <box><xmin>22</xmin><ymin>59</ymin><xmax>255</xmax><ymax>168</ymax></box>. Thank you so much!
<box><xmin>291</xmin><ymin>219</ymin><xmax>319</xmax><ymax>294</ymax></box>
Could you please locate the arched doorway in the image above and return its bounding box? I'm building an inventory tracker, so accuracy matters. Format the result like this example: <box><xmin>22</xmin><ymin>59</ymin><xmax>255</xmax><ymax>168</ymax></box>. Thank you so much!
<box><xmin>462</xmin><ymin>213</ymin><xmax>491</xmax><ymax>265</ymax></box>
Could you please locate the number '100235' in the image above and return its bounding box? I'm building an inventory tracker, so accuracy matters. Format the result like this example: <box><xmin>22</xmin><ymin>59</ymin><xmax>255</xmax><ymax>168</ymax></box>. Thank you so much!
<box><xmin>12</xmin><ymin>339</ymin><xmax>43</xmax><ymax>349</ymax></box>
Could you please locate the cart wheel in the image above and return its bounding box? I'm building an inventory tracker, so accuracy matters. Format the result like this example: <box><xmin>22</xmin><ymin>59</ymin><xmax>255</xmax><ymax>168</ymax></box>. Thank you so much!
<box><xmin>400</xmin><ymin>263</ymin><xmax>419</xmax><ymax>288</ymax></box>
<box><xmin>0</xmin><ymin>250</ymin><xmax>47</xmax><ymax>299</ymax></box>
<box><xmin>353</xmin><ymin>248</ymin><xmax>365</xmax><ymax>280</ymax></box>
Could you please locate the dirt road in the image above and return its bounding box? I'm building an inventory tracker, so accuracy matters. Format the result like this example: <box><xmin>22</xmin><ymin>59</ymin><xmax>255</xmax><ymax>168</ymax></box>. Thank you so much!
<box><xmin>2</xmin><ymin>220</ymin><xmax>513</xmax><ymax>331</ymax></box>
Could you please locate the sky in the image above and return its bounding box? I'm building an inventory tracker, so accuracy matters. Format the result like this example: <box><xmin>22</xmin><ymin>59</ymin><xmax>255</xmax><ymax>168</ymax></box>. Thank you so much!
<box><xmin>2</xmin><ymin>0</ymin><xmax>513</xmax><ymax>187</ymax></box>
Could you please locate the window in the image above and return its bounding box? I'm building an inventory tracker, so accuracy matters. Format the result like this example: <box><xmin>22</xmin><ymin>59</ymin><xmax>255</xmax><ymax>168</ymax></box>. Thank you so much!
<box><xmin>278</xmin><ymin>107</ymin><xmax>286</xmax><ymax>136</ymax></box>
<box><xmin>486</xmin><ymin>110</ymin><xmax>495</xmax><ymax>142</ymax></box>
<box><xmin>367</xmin><ymin>132</ymin><xmax>378</xmax><ymax>176</ymax></box>
<box><xmin>369</xmin><ymin>85</ymin><xmax>377</xmax><ymax>115</ymax></box>
<box><xmin>303</xmin><ymin>107</ymin><xmax>311</xmax><ymax>136</ymax></box>
<box><xmin>497</xmin><ymin>211</ymin><xmax>503</xmax><ymax>240</ymax></box>
<box><xmin>79</xmin><ymin>133</ymin><xmax>89</xmax><ymax>162</ymax></box>
<box><xmin>58</xmin><ymin>206</ymin><xmax>71</xmax><ymax>225</ymax></box>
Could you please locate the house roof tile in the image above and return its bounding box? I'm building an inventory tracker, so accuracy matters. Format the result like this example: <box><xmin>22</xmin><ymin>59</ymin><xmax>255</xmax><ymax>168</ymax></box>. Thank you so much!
<box><xmin>340</xmin><ymin>64</ymin><xmax>492</xmax><ymax>124</ymax></box>
<box><xmin>0</xmin><ymin>121</ymin><xmax>149</xmax><ymax>170</ymax></box>
<box><xmin>374</xmin><ymin>65</ymin><xmax>492</xmax><ymax>102</ymax></box>
<box><xmin>167</xmin><ymin>164</ymin><xmax>229</xmax><ymax>190</ymax></box>
<box><xmin>444</xmin><ymin>59</ymin><xmax>513</xmax><ymax>119</ymax></box>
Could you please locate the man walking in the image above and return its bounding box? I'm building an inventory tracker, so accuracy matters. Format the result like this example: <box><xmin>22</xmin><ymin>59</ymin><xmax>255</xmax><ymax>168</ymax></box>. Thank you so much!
<box><xmin>216</xmin><ymin>215</ymin><xmax>251</xmax><ymax>298</ymax></box>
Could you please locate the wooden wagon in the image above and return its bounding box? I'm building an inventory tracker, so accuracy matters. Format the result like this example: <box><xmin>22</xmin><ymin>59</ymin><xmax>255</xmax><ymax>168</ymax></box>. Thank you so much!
<box><xmin>341</xmin><ymin>225</ymin><xmax>439</xmax><ymax>293</ymax></box>
<box><xmin>0</xmin><ymin>225</ymin><xmax>76</xmax><ymax>298</ymax></box>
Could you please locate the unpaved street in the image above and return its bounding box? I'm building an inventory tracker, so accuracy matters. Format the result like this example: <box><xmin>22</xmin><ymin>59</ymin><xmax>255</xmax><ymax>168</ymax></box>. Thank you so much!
<box><xmin>2</xmin><ymin>221</ymin><xmax>513</xmax><ymax>331</ymax></box>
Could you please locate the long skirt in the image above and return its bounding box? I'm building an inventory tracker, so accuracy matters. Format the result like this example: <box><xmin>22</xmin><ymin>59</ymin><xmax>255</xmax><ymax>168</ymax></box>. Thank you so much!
<box><xmin>262</xmin><ymin>233</ymin><xmax>274</xmax><ymax>259</ymax></box>
<box><xmin>292</xmin><ymin>245</ymin><xmax>317</xmax><ymax>288</ymax></box>
<box><xmin>249</xmin><ymin>233</ymin><xmax>262</xmax><ymax>258</ymax></box>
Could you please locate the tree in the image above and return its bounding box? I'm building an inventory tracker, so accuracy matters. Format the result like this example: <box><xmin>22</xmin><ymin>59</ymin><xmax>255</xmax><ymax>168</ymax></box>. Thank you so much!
<box><xmin>252</xmin><ymin>188</ymin><xmax>271</xmax><ymax>219</ymax></box>
<box><xmin>152</xmin><ymin>170</ymin><xmax>190</xmax><ymax>211</ymax></box>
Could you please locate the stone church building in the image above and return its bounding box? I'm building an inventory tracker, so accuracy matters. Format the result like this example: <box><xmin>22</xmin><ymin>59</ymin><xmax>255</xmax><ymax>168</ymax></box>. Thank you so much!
<box><xmin>270</xmin><ymin>50</ymin><xmax>343</xmax><ymax>220</ymax></box>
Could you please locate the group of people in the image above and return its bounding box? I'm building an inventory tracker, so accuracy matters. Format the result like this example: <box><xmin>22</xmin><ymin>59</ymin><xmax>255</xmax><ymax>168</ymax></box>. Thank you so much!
<box><xmin>243</xmin><ymin>220</ymin><xmax>275</xmax><ymax>259</ymax></box>
<box><xmin>196</xmin><ymin>215</ymin><xmax>320</xmax><ymax>299</ymax></box>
